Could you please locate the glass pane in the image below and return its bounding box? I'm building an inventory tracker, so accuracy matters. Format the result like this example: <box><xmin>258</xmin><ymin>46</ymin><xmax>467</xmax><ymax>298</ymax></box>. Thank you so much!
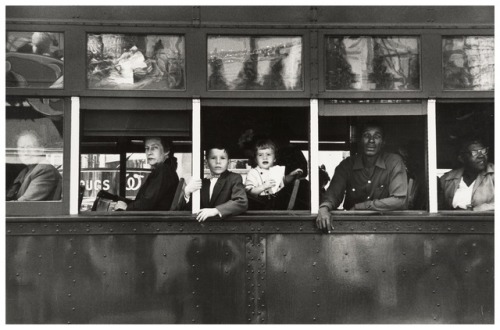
<box><xmin>207</xmin><ymin>36</ymin><xmax>303</xmax><ymax>91</ymax></box>
<box><xmin>6</xmin><ymin>31</ymin><xmax>64</xmax><ymax>88</ymax></box>
<box><xmin>442</xmin><ymin>36</ymin><xmax>494</xmax><ymax>90</ymax></box>
<box><xmin>87</xmin><ymin>34</ymin><xmax>185</xmax><ymax>90</ymax></box>
<box><xmin>80</xmin><ymin>154</ymin><xmax>120</xmax><ymax>211</ymax></box>
<box><xmin>325</xmin><ymin>36</ymin><xmax>420</xmax><ymax>91</ymax></box>
<box><xmin>6</xmin><ymin>97</ymin><xmax>64</xmax><ymax>202</ymax></box>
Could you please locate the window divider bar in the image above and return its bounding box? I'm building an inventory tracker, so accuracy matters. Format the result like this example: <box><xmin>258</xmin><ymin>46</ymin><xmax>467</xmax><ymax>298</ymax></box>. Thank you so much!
<box><xmin>427</xmin><ymin>99</ymin><xmax>438</xmax><ymax>213</ymax></box>
<box><xmin>70</xmin><ymin>97</ymin><xmax>80</xmax><ymax>215</ymax></box>
<box><xmin>310</xmin><ymin>99</ymin><xmax>319</xmax><ymax>214</ymax></box>
<box><xmin>192</xmin><ymin>98</ymin><xmax>201</xmax><ymax>213</ymax></box>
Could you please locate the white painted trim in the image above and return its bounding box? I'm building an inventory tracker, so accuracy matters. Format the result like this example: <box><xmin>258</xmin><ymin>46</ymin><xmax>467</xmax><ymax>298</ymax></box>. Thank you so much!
<box><xmin>427</xmin><ymin>99</ymin><xmax>438</xmax><ymax>213</ymax></box>
<box><xmin>70</xmin><ymin>97</ymin><xmax>80</xmax><ymax>215</ymax></box>
<box><xmin>310</xmin><ymin>99</ymin><xmax>319</xmax><ymax>214</ymax></box>
<box><xmin>192</xmin><ymin>99</ymin><xmax>201</xmax><ymax>213</ymax></box>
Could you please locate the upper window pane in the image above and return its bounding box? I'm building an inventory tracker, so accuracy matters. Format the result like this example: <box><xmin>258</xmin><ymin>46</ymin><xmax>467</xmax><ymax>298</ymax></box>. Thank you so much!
<box><xmin>442</xmin><ymin>36</ymin><xmax>494</xmax><ymax>90</ymax></box>
<box><xmin>87</xmin><ymin>34</ymin><xmax>186</xmax><ymax>90</ymax></box>
<box><xmin>207</xmin><ymin>36</ymin><xmax>303</xmax><ymax>91</ymax></box>
<box><xmin>6</xmin><ymin>97</ymin><xmax>64</xmax><ymax>202</ymax></box>
<box><xmin>6</xmin><ymin>32</ymin><xmax>64</xmax><ymax>89</ymax></box>
<box><xmin>325</xmin><ymin>36</ymin><xmax>420</xmax><ymax>91</ymax></box>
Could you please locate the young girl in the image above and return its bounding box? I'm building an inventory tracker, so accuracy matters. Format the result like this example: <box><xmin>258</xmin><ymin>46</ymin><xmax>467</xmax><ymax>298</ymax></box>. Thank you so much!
<box><xmin>245</xmin><ymin>139</ymin><xmax>303</xmax><ymax>209</ymax></box>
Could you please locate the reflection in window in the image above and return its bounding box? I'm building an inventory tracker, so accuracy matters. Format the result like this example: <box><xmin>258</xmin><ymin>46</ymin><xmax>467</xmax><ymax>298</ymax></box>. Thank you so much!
<box><xmin>207</xmin><ymin>36</ymin><xmax>303</xmax><ymax>91</ymax></box>
<box><xmin>6</xmin><ymin>97</ymin><xmax>64</xmax><ymax>202</ymax></box>
<box><xmin>436</xmin><ymin>103</ymin><xmax>494</xmax><ymax>211</ymax></box>
<box><xmin>442</xmin><ymin>36</ymin><xmax>494</xmax><ymax>90</ymax></box>
<box><xmin>87</xmin><ymin>34</ymin><xmax>185</xmax><ymax>90</ymax></box>
<box><xmin>6</xmin><ymin>31</ymin><xmax>64</xmax><ymax>88</ymax></box>
<box><xmin>325</xmin><ymin>36</ymin><xmax>420</xmax><ymax>91</ymax></box>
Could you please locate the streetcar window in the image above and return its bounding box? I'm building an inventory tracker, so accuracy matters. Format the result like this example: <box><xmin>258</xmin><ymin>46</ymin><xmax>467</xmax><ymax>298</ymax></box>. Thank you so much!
<box><xmin>6</xmin><ymin>96</ymin><xmax>64</xmax><ymax>202</ymax></box>
<box><xmin>201</xmin><ymin>106</ymin><xmax>310</xmax><ymax>211</ymax></box>
<box><xmin>325</xmin><ymin>36</ymin><xmax>420</xmax><ymax>91</ymax></box>
<box><xmin>87</xmin><ymin>33</ymin><xmax>186</xmax><ymax>90</ymax></box>
<box><xmin>319</xmin><ymin>101</ymin><xmax>427</xmax><ymax>211</ymax></box>
<box><xmin>7</xmin><ymin>31</ymin><xmax>64</xmax><ymax>89</ymax></box>
<box><xmin>80</xmin><ymin>109</ymin><xmax>191</xmax><ymax>212</ymax></box>
<box><xmin>207</xmin><ymin>36</ymin><xmax>303</xmax><ymax>91</ymax></box>
<box><xmin>436</xmin><ymin>102</ymin><xmax>494</xmax><ymax>211</ymax></box>
<box><xmin>442</xmin><ymin>36</ymin><xmax>494</xmax><ymax>91</ymax></box>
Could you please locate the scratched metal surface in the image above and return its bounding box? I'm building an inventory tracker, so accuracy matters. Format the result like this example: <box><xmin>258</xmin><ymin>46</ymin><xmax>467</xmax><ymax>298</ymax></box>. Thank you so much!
<box><xmin>5</xmin><ymin>218</ymin><xmax>494</xmax><ymax>324</ymax></box>
<box><xmin>265</xmin><ymin>234</ymin><xmax>494</xmax><ymax>323</ymax></box>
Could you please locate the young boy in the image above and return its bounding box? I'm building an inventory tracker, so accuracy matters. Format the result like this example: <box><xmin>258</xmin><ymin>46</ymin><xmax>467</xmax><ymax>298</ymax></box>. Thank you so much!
<box><xmin>180</xmin><ymin>144</ymin><xmax>248</xmax><ymax>221</ymax></box>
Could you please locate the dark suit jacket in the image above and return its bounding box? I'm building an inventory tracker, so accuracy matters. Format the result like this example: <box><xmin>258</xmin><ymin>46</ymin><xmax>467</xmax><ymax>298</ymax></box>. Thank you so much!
<box><xmin>126</xmin><ymin>157</ymin><xmax>179</xmax><ymax>211</ymax></box>
<box><xmin>179</xmin><ymin>171</ymin><xmax>248</xmax><ymax>218</ymax></box>
<box><xmin>7</xmin><ymin>163</ymin><xmax>62</xmax><ymax>201</ymax></box>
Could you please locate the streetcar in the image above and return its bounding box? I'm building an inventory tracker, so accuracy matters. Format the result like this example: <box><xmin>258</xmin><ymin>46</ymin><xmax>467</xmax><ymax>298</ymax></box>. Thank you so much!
<box><xmin>5</xmin><ymin>6</ymin><xmax>494</xmax><ymax>324</ymax></box>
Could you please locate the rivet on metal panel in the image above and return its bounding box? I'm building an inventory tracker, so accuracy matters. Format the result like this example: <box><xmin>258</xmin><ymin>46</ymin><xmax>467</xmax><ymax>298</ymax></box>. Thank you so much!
<box><xmin>432</xmin><ymin>290</ymin><xmax>436</xmax><ymax>294</ymax></box>
<box><xmin>180</xmin><ymin>228</ymin><xmax>184</xmax><ymax>232</ymax></box>
<box><xmin>366</xmin><ymin>270</ymin><xmax>369</xmax><ymax>273</ymax></box>
<box><xmin>192</xmin><ymin>319</ymin><xmax>195</xmax><ymax>323</ymax></box>
<box><xmin>435</xmin><ymin>250</ymin><xmax>439</xmax><ymax>254</ymax></box>
<box><xmin>86</xmin><ymin>229</ymin><xmax>90</xmax><ymax>232</ymax></box>
<box><xmin>312</xmin><ymin>262</ymin><xmax>317</xmax><ymax>266</ymax></box>
<box><xmin>73</xmin><ymin>279</ymin><xmax>76</xmax><ymax>283</ymax></box>
<box><xmin>192</xmin><ymin>264</ymin><xmax>196</xmax><ymax>267</ymax></box>
<box><xmin>470</xmin><ymin>227</ymin><xmax>475</xmax><ymax>231</ymax></box>
<box><xmin>196</xmin><ymin>305</ymin><xmax>200</xmax><ymax>308</ymax></box>
<box><xmin>247</xmin><ymin>277</ymin><xmax>251</xmax><ymax>280</ymax></box>
<box><xmin>68</xmin><ymin>266</ymin><xmax>73</xmax><ymax>269</ymax></box>
<box><xmin>142</xmin><ymin>271</ymin><xmax>145</xmax><ymax>275</ymax></box>
<box><xmin>373</xmin><ymin>227</ymin><xmax>377</xmax><ymax>231</ymax></box>
<box><xmin>350</xmin><ymin>227</ymin><xmax>354</xmax><ymax>231</ymax></box>
<box><xmin>447</xmin><ymin>227</ymin><xmax>451</xmax><ymax>231</ymax></box>
<box><xmin>156</xmin><ymin>228</ymin><xmax>160</xmax><ymax>232</ymax></box>
<box><xmin>486</xmin><ymin>269</ymin><xmax>490</xmax><ymax>273</ymax></box>
<box><xmin>312</xmin><ymin>290</ymin><xmax>316</xmax><ymax>293</ymax></box>
<box><xmin>31</xmin><ymin>229</ymin><xmax>35</xmax><ymax>233</ymax></box>
<box><xmin>133</xmin><ymin>228</ymin><xmax>137</xmax><ymax>232</ymax></box>
<box><xmin>192</xmin><ymin>291</ymin><xmax>196</xmax><ymax>295</ymax></box>
<box><xmin>163</xmin><ymin>253</ymin><xmax>167</xmax><ymax>256</ymax></box>
<box><xmin>72</xmin><ymin>307</ymin><xmax>76</xmax><ymax>311</ymax></box>
<box><xmin>38</xmin><ymin>273</ymin><xmax>42</xmax><ymax>276</ymax></box>
<box><xmin>68</xmin><ymin>293</ymin><xmax>71</xmax><ymax>297</ymax></box>
<box><xmin>124</xmin><ymin>272</ymin><xmax>128</xmax><ymax>275</ymax></box>
<box><xmin>44</xmin><ymin>224</ymin><xmax>48</xmax><ymax>228</ymax></box>
<box><xmin>56</xmin><ymin>229</ymin><xmax>60</xmax><ymax>233</ymax></box>
<box><xmin>283</xmin><ymin>270</ymin><xmax>287</xmax><ymax>273</ymax></box>
<box><xmin>317</xmin><ymin>303</ymin><xmax>320</xmax><ymax>307</ymax></box>
<box><xmin>464</xmin><ymin>252</ymin><xmax>468</xmax><ymax>256</ymax></box>
<box><xmin>299</xmin><ymin>228</ymin><xmax>303</xmax><ymax>231</ymax></box>
<box><xmin>103</xmin><ymin>255</ymin><xmax>107</xmax><ymax>258</ymax></box>
<box><xmin>431</xmin><ymin>263</ymin><xmax>435</xmax><ymax>266</ymax></box>
<box><xmin>396</xmin><ymin>228</ymin><xmax>400</xmax><ymax>231</ymax></box>
<box><xmin>437</xmin><ymin>304</ymin><xmax>440</xmax><ymax>307</ymax></box>
<box><xmin>418</xmin><ymin>228</ymin><xmax>422</xmax><ymax>231</ymax></box>
<box><xmin>313</xmin><ymin>317</ymin><xmax>317</xmax><ymax>321</ymax></box>
<box><xmin>40</xmin><ymin>254</ymin><xmax>43</xmax><ymax>258</ymax></box>
<box><xmin>316</xmin><ymin>276</ymin><xmax>319</xmax><ymax>280</ymax></box>
<box><xmin>103</xmin><ymin>272</ymin><xmax>106</xmax><ymax>275</ymax></box>
<box><xmin>436</xmin><ymin>276</ymin><xmax>440</xmax><ymax>280</ymax></box>
<box><xmin>464</xmin><ymin>269</ymin><xmax>468</xmax><ymax>273</ymax></box>
<box><xmin>16</xmin><ymin>273</ymin><xmax>19</xmax><ymax>276</ymax></box>
<box><xmin>109</xmin><ymin>229</ymin><xmax>113</xmax><ymax>232</ymax></box>
<box><xmin>7</xmin><ymin>230</ymin><xmax>11</xmax><ymax>234</ymax></box>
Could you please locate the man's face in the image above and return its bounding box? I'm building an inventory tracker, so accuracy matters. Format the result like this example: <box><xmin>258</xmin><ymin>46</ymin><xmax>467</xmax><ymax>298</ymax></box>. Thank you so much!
<box><xmin>460</xmin><ymin>142</ymin><xmax>488</xmax><ymax>173</ymax></box>
<box><xmin>206</xmin><ymin>148</ymin><xmax>229</xmax><ymax>175</ymax></box>
<box><xmin>361</xmin><ymin>127</ymin><xmax>384</xmax><ymax>157</ymax></box>
<box><xmin>145</xmin><ymin>138</ymin><xmax>167</xmax><ymax>166</ymax></box>
<box><xmin>17</xmin><ymin>134</ymin><xmax>43</xmax><ymax>165</ymax></box>
<box><xmin>256</xmin><ymin>147</ymin><xmax>276</xmax><ymax>170</ymax></box>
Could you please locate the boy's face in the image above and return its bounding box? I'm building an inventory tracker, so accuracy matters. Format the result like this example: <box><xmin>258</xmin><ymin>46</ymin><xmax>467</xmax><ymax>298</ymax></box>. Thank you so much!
<box><xmin>256</xmin><ymin>147</ymin><xmax>275</xmax><ymax>170</ymax></box>
<box><xmin>207</xmin><ymin>148</ymin><xmax>229</xmax><ymax>175</ymax></box>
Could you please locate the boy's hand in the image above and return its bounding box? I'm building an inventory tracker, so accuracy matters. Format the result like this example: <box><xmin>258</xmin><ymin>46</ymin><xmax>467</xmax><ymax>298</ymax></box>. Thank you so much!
<box><xmin>185</xmin><ymin>178</ymin><xmax>202</xmax><ymax>196</ymax></box>
<box><xmin>196</xmin><ymin>208</ymin><xmax>220</xmax><ymax>222</ymax></box>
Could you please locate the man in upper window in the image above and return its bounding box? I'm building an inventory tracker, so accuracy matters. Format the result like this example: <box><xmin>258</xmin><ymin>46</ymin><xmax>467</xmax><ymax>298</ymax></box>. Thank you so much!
<box><xmin>316</xmin><ymin>121</ymin><xmax>408</xmax><ymax>231</ymax></box>
<box><xmin>438</xmin><ymin>138</ymin><xmax>494</xmax><ymax>211</ymax></box>
<box><xmin>6</xmin><ymin>130</ymin><xmax>62</xmax><ymax>201</ymax></box>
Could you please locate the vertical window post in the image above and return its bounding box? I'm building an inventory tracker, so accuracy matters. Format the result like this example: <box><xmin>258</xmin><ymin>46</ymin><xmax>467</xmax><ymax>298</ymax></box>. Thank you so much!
<box><xmin>70</xmin><ymin>97</ymin><xmax>80</xmax><ymax>215</ymax></box>
<box><xmin>310</xmin><ymin>99</ymin><xmax>319</xmax><ymax>214</ymax></box>
<box><xmin>192</xmin><ymin>98</ymin><xmax>201</xmax><ymax>213</ymax></box>
<box><xmin>427</xmin><ymin>99</ymin><xmax>438</xmax><ymax>213</ymax></box>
